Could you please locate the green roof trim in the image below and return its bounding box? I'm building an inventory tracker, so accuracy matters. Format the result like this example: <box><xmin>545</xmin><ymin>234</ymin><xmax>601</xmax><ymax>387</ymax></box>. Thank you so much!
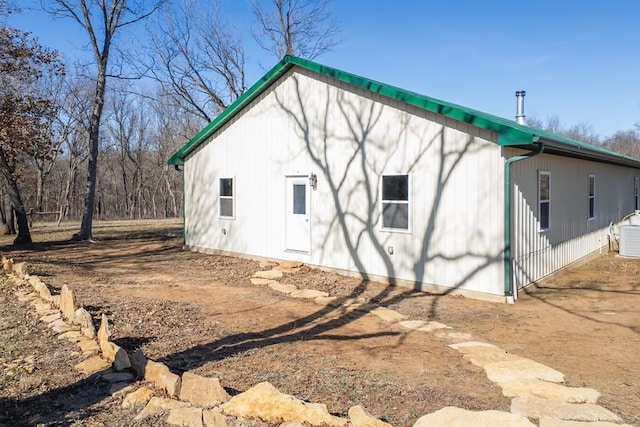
<box><xmin>168</xmin><ymin>56</ymin><xmax>640</xmax><ymax>168</ymax></box>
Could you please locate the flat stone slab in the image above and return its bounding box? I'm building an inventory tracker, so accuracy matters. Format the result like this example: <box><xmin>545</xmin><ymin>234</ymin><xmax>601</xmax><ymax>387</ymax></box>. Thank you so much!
<box><xmin>34</xmin><ymin>302</ymin><xmax>53</xmax><ymax>314</ymax></box>
<box><xmin>58</xmin><ymin>331</ymin><xmax>84</xmax><ymax>342</ymax></box>
<box><xmin>414</xmin><ymin>406</ymin><xmax>535</xmax><ymax>427</ymax></box>
<box><xmin>166</xmin><ymin>407</ymin><xmax>204</xmax><ymax>427</ymax></box>
<box><xmin>290</xmin><ymin>289</ymin><xmax>328</xmax><ymax>299</ymax></box>
<box><xmin>314</xmin><ymin>296</ymin><xmax>338</xmax><ymax>306</ymax></box>
<box><xmin>122</xmin><ymin>386</ymin><xmax>155</xmax><ymax>409</ymax></box>
<box><xmin>418</xmin><ymin>321</ymin><xmax>451</xmax><ymax>332</ymax></box>
<box><xmin>77</xmin><ymin>339</ymin><xmax>101</xmax><ymax>354</ymax></box>
<box><xmin>51</xmin><ymin>322</ymin><xmax>79</xmax><ymax>334</ymax></box>
<box><xmin>268</xmin><ymin>282</ymin><xmax>297</xmax><ymax>294</ymax></box>
<box><xmin>221</xmin><ymin>381</ymin><xmax>346</xmax><ymax>427</ymax></box>
<box><xmin>102</xmin><ymin>371</ymin><xmax>136</xmax><ymax>383</ymax></box>
<box><xmin>500</xmin><ymin>378</ymin><xmax>600</xmax><ymax>403</ymax></box>
<box><xmin>398</xmin><ymin>320</ymin><xmax>427</xmax><ymax>330</ymax></box>
<box><xmin>464</xmin><ymin>350</ymin><xmax>523</xmax><ymax>368</ymax></box>
<box><xmin>348</xmin><ymin>405</ymin><xmax>392</xmax><ymax>427</ymax></box>
<box><xmin>134</xmin><ymin>396</ymin><xmax>192</xmax><ymax>421</ymax></box>
<box><xmin>250</xmin><ymin>278</ymin><xmax>277</xmax><ymax>285</ymax></box>
<box><xmin>437</xmin><ymin>330</ymin><xmax>474</xmax><ymax>342</ymax></box>
<box><xmin>40</xmin><ymin>313</ymin><xmax>62</xmax><ymax>323</ymax></box>
<box><xmin>485</xmin><ymin>358</ymin><xmax>565</xmax><ymax>383</ymax></box>
<box><xmin>179</xmin><ymin>372</ymin><xmax>231</xmax><ymax>407</ymax></box>
<box><xmin>74</xmin><ymin>356</ymin><xmax>110</xmax><ymax>375</ymax></box>
<box><xmin>369</xmin><ymin>307</ymin><xmax>408</xmax><ymax>323</ymax></box>
<box><xmin>15</xmin><ymin>291</ymin><xmax>39</xmax><ymax>302</ymax></box>
<box><xmin>538</xmin><ymin>417</ymin><xmax>634</xmax><ymax>427</ymax></box>
<box><xmin>203</xmin><ymin>409</ymin><xmax>228</xmax><ymax>427</ymax></box>
<box><xmin>279</xmin><ymin>260</ymin><xmax>304</xmax><ymax>269</ymax></box>
<box><xmin>259</xmin><ymin>260</ymin><xmax>278</xmax><ymax>269</ymax></box>
<box><xmin>449</xmin><ymin>341</ymin><xmax>501</xmax><ymax>353</ymax></box>
<box><xmin>399</xmin><ymin>320</ymin><xmax>450</xmax><ymax>332</ymax></box>
<box><xmin>511</xmin><ymin>397</ymin><xmax>622</xmax><ymax>422</ymax></box>
<box><xmin>252</xmin><ymin>270</ymin><xmax>284</xmax><ymax>280</ymax></box>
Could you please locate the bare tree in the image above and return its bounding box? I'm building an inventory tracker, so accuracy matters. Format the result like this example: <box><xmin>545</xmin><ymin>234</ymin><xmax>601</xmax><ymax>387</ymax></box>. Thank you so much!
<box><xmin>251</xmin><ymin>0</ymin><xmax>340</xmax><ymax>60</ymax></box>
<box><xmin>56</xmin><ymin>76</ymin><xmax>92</xmax><ymax>225</ymax></box>
<box><xmin>0</xmin><ymin>26</ymin><xmax>64</xmax><ymax>243</ymax></box>
<box><xmin>42</xmin><ymin>0</ymin><xmax>164</xmax><ymax>240</ymax></box>
<box><xmin>145</xmin><ymin>0</ymin><xmax>246</xmax><ymax>122</ymax></box>
<box><xmin>604</xmin><ymin>126</ymin><xmax>640</xmax><ymax>159</ymax></box>
<box><xmin>106</xmin><ymin>86</ymin><xmax>151</xmax><ymax>218</ymax></box>
<box><xmin>528</xmin><ymin>115</ymin><xmax>601</xmax><ymax>145</ymax></box>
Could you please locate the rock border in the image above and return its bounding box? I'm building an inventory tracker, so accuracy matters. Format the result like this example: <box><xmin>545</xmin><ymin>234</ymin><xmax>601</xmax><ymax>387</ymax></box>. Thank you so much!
<box><xmin>3</xmin><ymin>256</ymin><xmax>633</xmax><ymax>427</ymax></box>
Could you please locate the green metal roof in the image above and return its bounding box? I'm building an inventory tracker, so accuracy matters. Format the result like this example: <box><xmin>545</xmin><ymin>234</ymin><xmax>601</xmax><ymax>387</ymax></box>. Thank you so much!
<box><xmin>168</xmin><ymin>56</ymin><xmax>640</xmax><ymax>168</ymax></box>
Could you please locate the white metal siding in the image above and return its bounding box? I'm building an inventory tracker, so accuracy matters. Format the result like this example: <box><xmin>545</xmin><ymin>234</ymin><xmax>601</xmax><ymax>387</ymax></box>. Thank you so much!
<box><xmin>184</xmin><ymin>67</ymin><xmax>506</xmax><ymax>297</ymax></box>
<box><xmin>509</xmin><ymin>148</ymin><xmax>638</xmax><ymax>287</ymax></box>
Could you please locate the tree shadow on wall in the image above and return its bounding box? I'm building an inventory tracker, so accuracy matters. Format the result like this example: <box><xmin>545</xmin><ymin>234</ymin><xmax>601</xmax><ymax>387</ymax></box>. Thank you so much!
<box><xmin>0</xmin><ymin>72</ymin><xmax>506</xmax><ymax>424</ymax></box>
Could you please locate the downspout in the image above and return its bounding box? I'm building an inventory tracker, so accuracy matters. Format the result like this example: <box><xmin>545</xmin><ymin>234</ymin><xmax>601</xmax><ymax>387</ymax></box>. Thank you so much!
<box><xmin>504</xmin><ymin>139</ymin><xmax>543</xmax><ymax>303</ymax></box>
<box><xmin>174</xmin><ymin>164</ymin><xmax>186</xmax><ymax>247</ymax></box>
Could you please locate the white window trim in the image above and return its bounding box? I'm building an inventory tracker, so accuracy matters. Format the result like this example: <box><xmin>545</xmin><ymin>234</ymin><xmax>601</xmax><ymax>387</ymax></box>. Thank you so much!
<box><xmin>218</xmin><ymin>176</ymin><xmax>235</xmax><ymax>219</ymax></box>
<box><xmin>588</xmin><ymin>174</ymin><xmax>596</xmax><ymax>220</ymax></box>
<box><xmin>538</xmin><ymin>171</ymin><xmax>550</xmax><ymax>232</ymax></box>
<box><xmin>635</xmin><ymin>177</ymin><xmax>640</xmax><ymax>210</ymax></box>
<box><xmin>380</xmin><ymin>172</ymin><xmax>412</xmax><ymax>233</ymax></box>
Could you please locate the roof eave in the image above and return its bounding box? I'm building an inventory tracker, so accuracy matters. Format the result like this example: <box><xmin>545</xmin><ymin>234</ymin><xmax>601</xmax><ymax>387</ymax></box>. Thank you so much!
<box><xmin>167</xmin><ymin>57</ymin><xmax>296</xmax><ymax>166</ymax></box>
<box><xmin>167</xmin><ymin>55</ymin><xmax>640</xmax><ymax>171</ymax></box>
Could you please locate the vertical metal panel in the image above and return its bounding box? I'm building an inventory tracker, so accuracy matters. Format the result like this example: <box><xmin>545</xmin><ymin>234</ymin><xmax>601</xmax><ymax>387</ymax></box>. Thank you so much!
<box><xmin>185</xmin><ymin>67</ymin><xmax>506</xmax><ymax>297</ymax></box>
<box><xmin>509</xmin><ymin>147</ymin><xmax>638</xmax><ymax>288</ymax></box>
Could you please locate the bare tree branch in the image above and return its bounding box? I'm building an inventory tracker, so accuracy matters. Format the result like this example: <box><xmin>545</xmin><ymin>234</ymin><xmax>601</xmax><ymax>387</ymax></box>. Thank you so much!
<box><xmin>251</xmin><ymin>0</ymin><xmax>340</xmax><ymax>60</ymax></box>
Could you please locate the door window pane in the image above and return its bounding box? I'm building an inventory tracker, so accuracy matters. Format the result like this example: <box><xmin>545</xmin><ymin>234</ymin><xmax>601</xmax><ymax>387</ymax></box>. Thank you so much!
<box><xmin>293</xmin><ymin>184</ymin><xmax>306</xmax><ymax>214</ymax></box>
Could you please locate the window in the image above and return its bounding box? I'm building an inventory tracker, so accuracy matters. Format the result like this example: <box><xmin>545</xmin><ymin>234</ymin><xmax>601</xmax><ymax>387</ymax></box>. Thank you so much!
<box><xmin>635</xmin><ymin>177</ymin><xmax>640</xmax><ymax>210</ymax></box>
<box><xmin>382</xmin><ymin>174</ymin><xmax>410</xmax><ymax>231</ymax></box>
<box><xmin>219</xmin><ymin>177</ymin><xmax>234</xmax><ymax>218</ymax></box>
<box><xmin>588</xmin><ymin>175</ymin><xmax>595</xmax><ymax>220</ymax></box>
<box><xmin>538</xmin><ymin>171</ymin><xmax>550</xmax><ymax>231</ymax></box>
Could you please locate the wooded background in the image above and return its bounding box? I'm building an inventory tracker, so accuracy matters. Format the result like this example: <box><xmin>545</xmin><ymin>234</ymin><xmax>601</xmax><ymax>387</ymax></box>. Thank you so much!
<box><xmin>1</xmin><ymin>0</ymin><xmax>638</xmax><ymax>243</ymax></box>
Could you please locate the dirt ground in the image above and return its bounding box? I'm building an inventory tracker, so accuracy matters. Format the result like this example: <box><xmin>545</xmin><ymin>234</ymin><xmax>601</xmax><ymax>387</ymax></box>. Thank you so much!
<box><xmin>0</xmin><ymin>219</ymin><xmax>638</xmax><ymax>426</ymax></box>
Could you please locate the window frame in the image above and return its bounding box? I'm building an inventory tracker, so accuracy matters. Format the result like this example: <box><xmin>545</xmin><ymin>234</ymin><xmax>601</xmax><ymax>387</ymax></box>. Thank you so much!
<box><xmin>218</xmin><ymin>177</ymin><xmax>235</xmax><ymax>219</ymax></box>
<box><xmin>635</xmin><ymin>176</ymin><xmax>640</xmax><ymax>211</ymax></box>
<box><xmin>380</xmin><ymin>173</ymin><xmax>411</xmax><ymax>233</ymax></box>
<box><xmin>538</xmin><ymin>171</ymin><xmax>550</xmax><ymax>232</ymax></box>
<box><xmin>588</xmin><ymin>174</ymin><xmax>596</xmax><ymax>220</ymax></box>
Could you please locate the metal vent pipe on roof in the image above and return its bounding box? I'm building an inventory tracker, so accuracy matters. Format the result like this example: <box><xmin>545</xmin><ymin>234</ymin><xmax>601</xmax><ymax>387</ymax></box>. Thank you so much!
<box><xmin>515</xmin><ymin>90</ymin><xmax>526</xmax><ymax>125</ymax></box>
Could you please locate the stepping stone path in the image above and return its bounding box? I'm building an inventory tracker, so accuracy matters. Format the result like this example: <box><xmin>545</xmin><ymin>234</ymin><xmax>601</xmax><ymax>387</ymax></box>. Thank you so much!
<box><xmin>245</xmin><ymin>260</ymin><xmax>632</xmax><ymax>426</ymax></box>
<box><xmin>3</xmin><ymin>255</ymin><xmax>633</xmax><ymax>426</ymax></box>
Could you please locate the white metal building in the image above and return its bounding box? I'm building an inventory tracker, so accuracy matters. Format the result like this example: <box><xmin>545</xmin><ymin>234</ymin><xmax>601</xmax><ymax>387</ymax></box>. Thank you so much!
<box><xmin>168</xmin><ymin>56</ymin><xmax>640</xmax><ymax>302</ymax></box>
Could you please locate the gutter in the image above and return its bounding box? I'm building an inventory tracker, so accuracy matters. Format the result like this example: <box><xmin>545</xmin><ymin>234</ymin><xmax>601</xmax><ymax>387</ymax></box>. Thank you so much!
<box><xmin>504</xmin><ymin>139</ymin><xmax>544</xmax><ymax>303</ymax></box>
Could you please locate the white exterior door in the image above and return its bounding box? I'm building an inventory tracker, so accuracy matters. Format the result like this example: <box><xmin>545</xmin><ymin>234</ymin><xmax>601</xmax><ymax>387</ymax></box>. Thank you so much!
<box><xmin>286</xmin><ymin>176</ymin><xmax>311</xmax><ymax>252</ymax></box>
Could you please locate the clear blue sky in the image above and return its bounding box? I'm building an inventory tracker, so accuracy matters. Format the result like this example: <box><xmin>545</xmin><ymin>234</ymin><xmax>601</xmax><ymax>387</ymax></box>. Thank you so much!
<box><xmin>8</xmin><ymin>1</ymin><xmax>640</xmax><ymax>138</ymax></box>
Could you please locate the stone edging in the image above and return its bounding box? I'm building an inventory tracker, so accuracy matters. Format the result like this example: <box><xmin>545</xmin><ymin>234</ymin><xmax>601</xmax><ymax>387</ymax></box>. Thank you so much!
<box><xmin>4</xmin><ymin>255</ymin><xmax>634</xmax><ymax>427</ymax></box>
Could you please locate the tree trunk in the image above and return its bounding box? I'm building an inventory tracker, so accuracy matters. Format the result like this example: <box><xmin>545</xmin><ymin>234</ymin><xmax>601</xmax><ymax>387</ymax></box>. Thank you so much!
<box><xmin>165</xmin><ymin>172</ymin><xmax>178</xmax><ymax>217</ymax></box>
<box><xmin>73</xmin><ymin>62</ymin><xmax>106</xmax><ymax>241</ymax></box>
<box><xmin>0</xmin><ymin>195</ymin><xmax>10</xmax><ymax>235</ymax></box>
<box><xmin>57</xmin><ymin>160</ymin><xmax>76</xmax><ymax>226</ymax></box>
<box><xmin>36</xmin><ymin>167</ymin><xmax>44</xmax><ymax>213</ymax></box>
<box><xmin>5</xmin><ymin>179</ymin><xmax>31</xmax><ymax>244</ymax></box>
<box><xmin>6</xmin><ymin>202</ymin><xmax>15</xmax><ymax>235</ymax></box>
